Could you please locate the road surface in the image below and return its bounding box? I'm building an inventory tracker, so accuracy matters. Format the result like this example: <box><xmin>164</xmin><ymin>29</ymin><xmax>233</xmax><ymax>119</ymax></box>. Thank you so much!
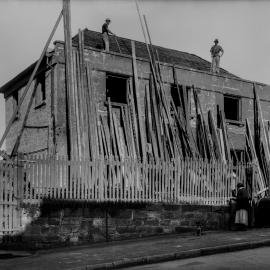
<box><xmin>123</xmin><ymin>247</ymin><xmax>270</xmax><ymax>270</ymax></box>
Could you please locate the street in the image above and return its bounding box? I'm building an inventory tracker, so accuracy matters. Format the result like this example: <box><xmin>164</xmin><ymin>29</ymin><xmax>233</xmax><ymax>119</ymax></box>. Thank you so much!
<box><xmin>123</xmin><ymin>247</ymin><xmax>270</xmax><ymax>270</ymax></box>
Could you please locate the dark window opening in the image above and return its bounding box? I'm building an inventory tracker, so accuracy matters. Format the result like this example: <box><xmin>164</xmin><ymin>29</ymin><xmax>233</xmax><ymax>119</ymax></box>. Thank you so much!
<box><xmin>35</xmin><ymin>73</ymin><xmax>46</xmax><ymax>107</ymax></box>
<box><xmin>171</xmin><ymin>84</ymin><xmax>181</xmax><ymax>108</ymax></box>
<box><xmin>106</xmin><ymin>74</ymin><xmax>128</xmax><ymax>104</ymax></box>
<box><xmin>224</xmin><ymin>95</ymin><xmax>241</xmax><ymax>121</ymax></box>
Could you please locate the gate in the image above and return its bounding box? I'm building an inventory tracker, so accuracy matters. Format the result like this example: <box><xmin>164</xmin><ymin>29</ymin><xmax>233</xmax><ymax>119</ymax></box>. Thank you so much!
<box><xmin>0</xmin><ymin>160</ymin><xmax>22</xmax><ymax>236</ymax></box>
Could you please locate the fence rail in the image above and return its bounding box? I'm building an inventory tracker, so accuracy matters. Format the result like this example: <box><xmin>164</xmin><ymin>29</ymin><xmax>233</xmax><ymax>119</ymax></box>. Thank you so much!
<box><xmin>17</xmin><ymin>157</ymin><xmax>252</xmax><ymax>206</ymax></box>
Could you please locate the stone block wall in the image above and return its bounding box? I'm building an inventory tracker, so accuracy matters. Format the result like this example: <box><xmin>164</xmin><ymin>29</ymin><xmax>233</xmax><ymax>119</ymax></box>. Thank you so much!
<box><xmin>3</xmin><ymin>201</ymin><xmax>229</xmax><ymax>249</ymax></box>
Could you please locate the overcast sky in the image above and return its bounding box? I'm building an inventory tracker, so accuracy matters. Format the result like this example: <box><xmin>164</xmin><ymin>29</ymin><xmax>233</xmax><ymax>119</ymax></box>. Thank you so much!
<box><xmin>0</xmin><ymin>0</ymin><xmax>269</xmax><ymax>148</ymax></box>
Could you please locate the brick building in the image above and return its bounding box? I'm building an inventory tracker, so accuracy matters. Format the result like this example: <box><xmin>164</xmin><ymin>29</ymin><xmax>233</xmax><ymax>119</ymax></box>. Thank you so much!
<box><xmin>1</xmin><ymin>29</ymin><xmax>270</xmax><ymax>160</ymax></box>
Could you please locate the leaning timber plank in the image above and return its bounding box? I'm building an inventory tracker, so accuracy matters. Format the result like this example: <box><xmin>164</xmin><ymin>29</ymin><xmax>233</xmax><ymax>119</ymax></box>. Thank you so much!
<box><xmin>0</xmin><ymin>165</ymin><xmax>3</xmax><ymax>232</ymax></box>
<box><xmin>108</xmin><ymin>98</ymin><xmax>118</xmax><ymax>157</ymax></box>
<box><xmin>79</xmin><ymin>30</ymin><xmax>90</xmax><ymax>159</ymax></box>
<box><xmin>86</xmin><ymin>63</ymin><xmax>99</xmax><ymax>160</ymax></box>
<box><xmin>131</xmin><ymin>41</ymin><xmax>146</xmax><ymax>160</ymax></box>
<box><xmin>181</xmin><ymin>85</ymin><xmax>189</xmax><ymax>124</ymax></box>
<box><xmin>172</xmin><ymin>67</ymin><xmax>186</xmax><ymax>124</ymax></box>
<box><xmin>128</xmin><ymin>80</ymin><xmax>140</xmax><ymax>158</ymax></box>
<box><xmin>119</xmin><ymin>125</ymin><xmax>128</xmax><ymax>159</ymax></box>
<box><xmin>97</xmin><ymin>124</ymin><xmax>104</xmax><ymax>157</ymax></box>
<box><xmin>218</xmin><ymin>128</ymin><xmax>226</xmax><ymax>162</ymax></box>
<box><xmin>78</xmin><ymin>31</ymin><xmax>90</xmax><ymax>160</ymax></box>
<box><xmin>208</xmin><ymin>111</ymin><xmax>222</xmax><ymax>160</ymax></box>
<box><xmin>219</xmin><ymin>108</ymin><xmax>231</xmax><ymax>162</ymax></box>
<box><xmin>145</xmin><ymin>84</ymin><xmax>158</xmax><ymax>159</ymax></box>
<box><xmin>112</xmin><ymin>113</ymin><xmax>123</xmax><ymax>159</ymax></box>
<box><xmin>120</xmin><ymin>106</ymin><xmax>132</xmax><ymax>157</ymax></box>
<box><xmin>63</xmin><ymin>1</ymin><xmax>75</xmax><ymax>160</ymax></box>
<box><xmin>72</xmin><ymin>50</ymin><xmax>80</xmax><ymax>159</ymax></box>
<box><xmin>153</xmin><ymin>52</ymin><xmax>180</xmax><ymax>160</ymax></box>
<box><xmin>75</xmin><ymin>51</ymin><xmax>86</xmax><ymax>159</ymax></box>
<box><xmin>246</xmin><ymin>119</ymin><xmax>265</xmax><ymax>192</ymax></box>
<box><xmin>254</xmin><ymin>83</ymin><xmax>270</xmax><ymax>163</ymax></box>
<box><xmin>99</xmin><ymin>118</ymin><xmax>109</xmax><ymax>157</ymax></box>
<box><xmin>126</xmin><ymin>108</ymin><xmax>137</xmax><ymax>159</ymax></box>
<box><xmin>101</xmin><ymin>116</ymin><xmax>112</xmax><ymax>157</ymax></box>
<box><xmin>149</xmin><ymin>75</ymin><xmax>163</xmax><ymax>159</ymax></box>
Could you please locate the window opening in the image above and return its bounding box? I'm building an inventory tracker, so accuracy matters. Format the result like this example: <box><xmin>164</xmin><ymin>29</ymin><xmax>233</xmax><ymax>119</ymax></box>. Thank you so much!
<box><xmin>224</xmin><ymin>95</ymin><xmax>241</xmax><ymax>121</ymax></box>
<box><xmin>106</xmin><ymin>74</ymin><xmax>128</xmax><ymax>104</ymax></box>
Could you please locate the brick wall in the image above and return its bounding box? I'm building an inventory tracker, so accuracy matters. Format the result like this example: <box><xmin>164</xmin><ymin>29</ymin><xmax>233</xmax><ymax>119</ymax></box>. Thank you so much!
<box><xmin>5</xmin><ymin>69</ymin><xmax>54</xmax><ymax>155</ymax></box>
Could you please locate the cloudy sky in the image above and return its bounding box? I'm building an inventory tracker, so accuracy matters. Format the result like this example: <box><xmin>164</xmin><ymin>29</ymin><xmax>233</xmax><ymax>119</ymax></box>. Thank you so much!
<box><xmin>0</xmin><ymin>0</ymin><xmax>269</xmax><ymax>148</ymax></box>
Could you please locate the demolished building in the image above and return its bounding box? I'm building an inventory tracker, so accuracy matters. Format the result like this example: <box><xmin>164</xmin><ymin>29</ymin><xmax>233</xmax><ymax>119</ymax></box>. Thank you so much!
<box><xmin>1</xmin><ymin>26</ymin><xmax>270</xmax><ymax>246</ymax></box>
<box><xmin>1</xmin><ymin>29</ymin><xmax>270</xmax><ymax>164</ymax></box>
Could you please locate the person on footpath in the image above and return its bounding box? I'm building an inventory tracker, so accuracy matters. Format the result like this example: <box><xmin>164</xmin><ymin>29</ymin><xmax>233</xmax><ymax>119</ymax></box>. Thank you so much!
<box><xmin>234</xmin><ymin>182</ymin><xmax>250</xmax><ymax>230</ymax></box>
<box><xmin>229</xmin><ymin>173</ymin><xmax>237</xmax><ymax>230</ymax></box>
<box><xmin>102</xmin><ymin>18</ymin><xmax>115</xmax><ymax>51</ymax></box>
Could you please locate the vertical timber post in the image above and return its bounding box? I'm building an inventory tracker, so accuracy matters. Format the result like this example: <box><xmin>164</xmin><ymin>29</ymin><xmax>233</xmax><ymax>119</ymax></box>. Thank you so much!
<box><xmin>63</xmin><ymin>0</ymin><xmax>73</xmax><ymax>160</ymax></box>
<box><xmin>17</xmin><ymin>153</ymin><xmax>24</xmax><ymax>232</ymax></box>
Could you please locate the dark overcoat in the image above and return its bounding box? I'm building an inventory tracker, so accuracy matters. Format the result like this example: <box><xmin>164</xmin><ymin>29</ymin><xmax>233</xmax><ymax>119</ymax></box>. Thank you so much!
<box><xmin>236</xmin><ymin>187</ymin><xmax>249</xmax><ymax>211</ymax></box>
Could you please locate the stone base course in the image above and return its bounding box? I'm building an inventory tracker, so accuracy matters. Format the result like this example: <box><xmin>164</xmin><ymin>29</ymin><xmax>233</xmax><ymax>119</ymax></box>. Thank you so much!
<box><xmin>1</xmin><ymin>200</ymin><xmax>229</xmax><ymax>249</ymax></box>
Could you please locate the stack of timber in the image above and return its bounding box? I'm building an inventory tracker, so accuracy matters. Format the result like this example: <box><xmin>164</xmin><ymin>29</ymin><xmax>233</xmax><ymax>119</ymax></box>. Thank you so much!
<box><xmin>244</xmin><ymin>84</ymin><xmax>270</xmax><ymax>195</ymax></box>
<box><xmin>66</xmin><ymin>29</ymin><xmax>235</xmax><ymax>164</ymax></box>
<box><xmin>66</xmin><ymin>28</ymin><xmax>270</xmax><ymax>199</ymax></box>
<box><xmin>67</xmin><ymin>29</ymin><xmax>98</xmax><ymax>160</ymax></box>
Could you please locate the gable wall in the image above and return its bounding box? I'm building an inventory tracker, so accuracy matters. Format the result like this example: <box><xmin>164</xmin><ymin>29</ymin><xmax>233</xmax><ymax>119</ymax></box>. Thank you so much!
<box><xmin>4</xmin><ymin>68</ymin><xmax>55</xmax><ymax>156</ymax></box>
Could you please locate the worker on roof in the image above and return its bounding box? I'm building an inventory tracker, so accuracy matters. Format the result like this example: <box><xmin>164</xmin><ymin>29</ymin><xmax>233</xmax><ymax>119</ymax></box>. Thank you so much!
<box><xmin>102</xmin><ymin>18</ymin><xmax>115</xmax><ymax>51</ymax></box>
<box><xmin>210</xmin><ymin>38</ymin><xmax>224</xmax><ymax>74</ymax></box>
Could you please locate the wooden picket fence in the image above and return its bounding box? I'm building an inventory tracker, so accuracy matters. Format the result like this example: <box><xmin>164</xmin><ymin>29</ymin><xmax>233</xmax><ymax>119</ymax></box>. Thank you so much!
<box><xmin>0</xmin><ymin>160</ymin><xmax>22</xmax><ymax>236</ymax></box>
<box><xmin>19</xmin><ymin>157</ymin><xmax>251</xmax><ymax>205</ymax></box>
<box><xmin>0</xmin><ymin>157</ymin><xmax>254</xmax><ymax>235</ymax></box>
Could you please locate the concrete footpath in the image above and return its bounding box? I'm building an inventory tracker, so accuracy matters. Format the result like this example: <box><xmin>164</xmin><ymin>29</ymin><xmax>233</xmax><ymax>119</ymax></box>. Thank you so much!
<box><xmin>1</xmin><ymin>228</ymin><xmax>270</xmax><ymax>270</ymax></box>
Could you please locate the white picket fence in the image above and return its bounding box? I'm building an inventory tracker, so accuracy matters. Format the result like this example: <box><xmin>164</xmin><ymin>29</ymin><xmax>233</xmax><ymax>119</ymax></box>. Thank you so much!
<box><xmin>0</xmin><ymin>161</ymin><xmax>22</xmax><ymax>236</ymax></box>
<box><xmin>0</xmin><ymin>157</ymin><xmax>254</xmax><ymax>235</ymax></box>
<box><xmin>19</xmin><ymin>157</ymin><xmax>250</xmax><ymax>205</ymax></box>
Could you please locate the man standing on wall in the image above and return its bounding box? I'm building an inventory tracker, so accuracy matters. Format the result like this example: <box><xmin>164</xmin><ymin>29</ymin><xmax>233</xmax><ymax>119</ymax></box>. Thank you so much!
<box><xmin>102</xmin><ymin>18</ymin><xmax>115</xmax><ymax>51</ymax></box>
<box><xmin>210</xmin><ymin>39</ymin><xmax>224</xmax><ymax>74</ymax></box>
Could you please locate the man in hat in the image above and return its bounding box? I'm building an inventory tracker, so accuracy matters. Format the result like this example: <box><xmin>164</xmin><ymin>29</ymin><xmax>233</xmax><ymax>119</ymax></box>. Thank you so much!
<box><xmin>102</xmin><ymin>18</ymin><xmax>115</xmax><ymax>51</ymax></box>
<box><xmin>210</xmin><ymin>39</ymin><xmax>224</xmax><ymax>74</ymax></box>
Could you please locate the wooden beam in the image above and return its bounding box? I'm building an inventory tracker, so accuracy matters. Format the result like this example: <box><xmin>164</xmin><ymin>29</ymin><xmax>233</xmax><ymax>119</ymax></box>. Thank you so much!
<box><xmin>246</xmin><ymin>119</ymin><xmax>265</xmax><ymax>193</ymax></box>
<box><xmin>131</xmin><ymin>40</ymin><xmax>146</xmax><ymax>160</ymax></box>
<box><xmin>63</xmin><ymin>0</ymin><xmax>73</xmax><ymax>159</ymax></box>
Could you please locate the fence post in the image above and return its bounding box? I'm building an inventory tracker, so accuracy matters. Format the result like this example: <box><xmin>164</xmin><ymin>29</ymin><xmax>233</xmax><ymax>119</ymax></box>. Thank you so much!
<box><xmin>17</xmin><ymin>153</ymin><xmax>24</xmax><ymax>203</ymax></box>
